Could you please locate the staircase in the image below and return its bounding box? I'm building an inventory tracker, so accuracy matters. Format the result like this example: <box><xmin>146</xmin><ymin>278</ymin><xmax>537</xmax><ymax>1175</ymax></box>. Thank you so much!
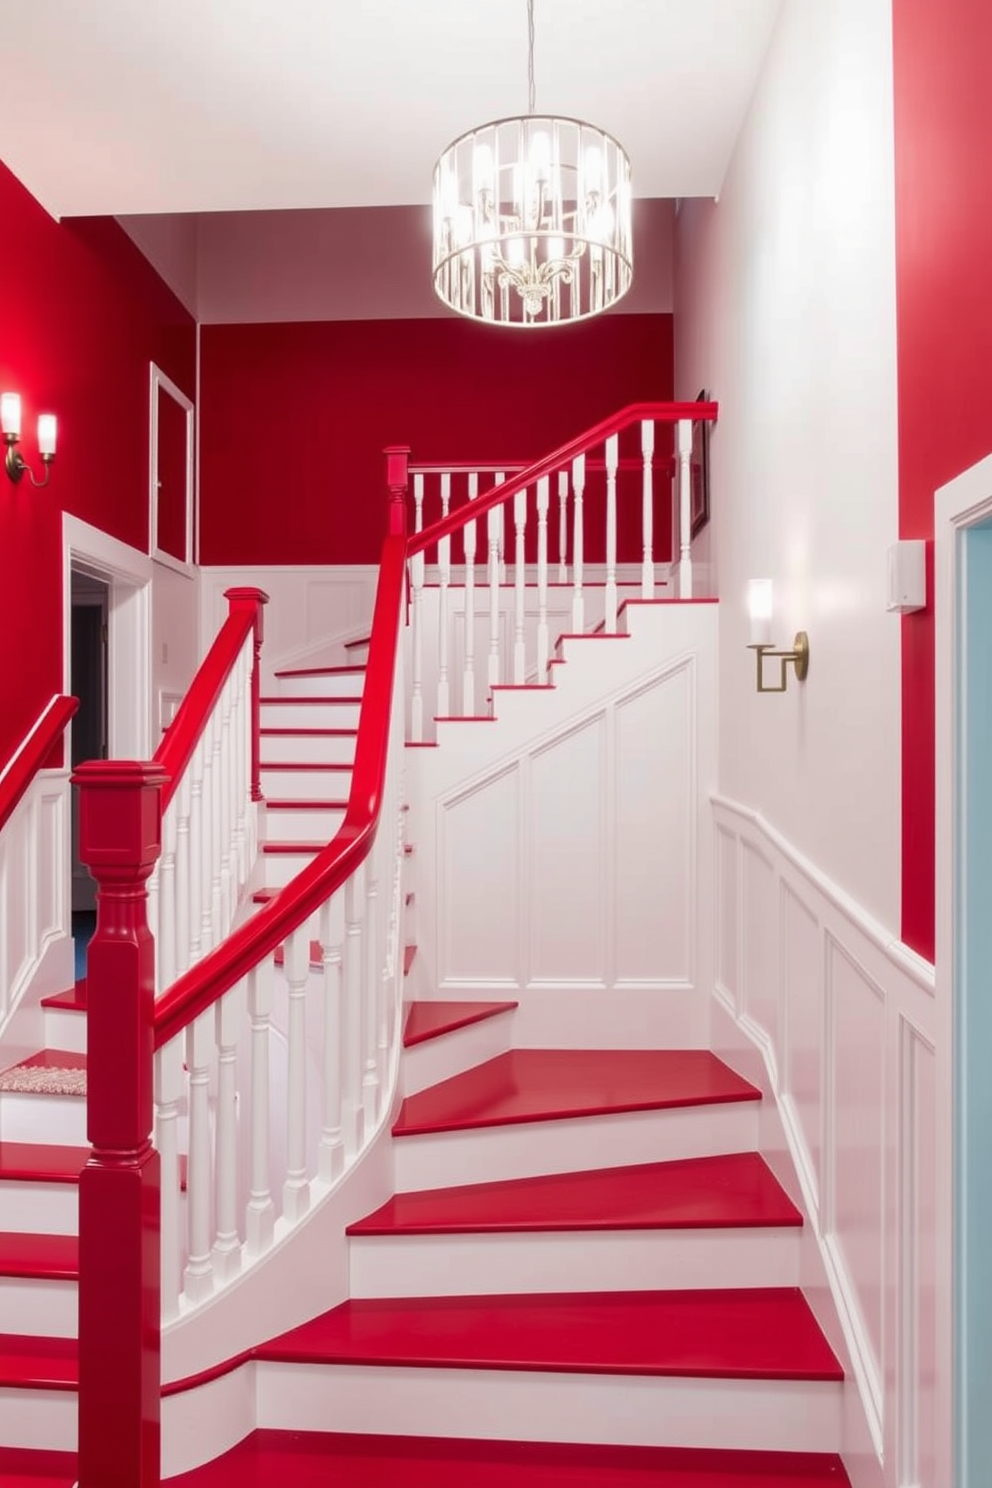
<box><xmin>0</xmin><ymin>407</ymin><xmax>859</xmax><ymax>1485</ymax></box>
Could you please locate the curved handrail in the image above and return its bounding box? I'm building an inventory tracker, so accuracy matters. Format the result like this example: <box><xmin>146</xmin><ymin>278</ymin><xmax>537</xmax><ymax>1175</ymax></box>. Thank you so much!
<box><xmin>154</xmin><ymin>587</ymin><xmax>268</xmax><ymax>812</ymax></box>
<box><xmin>408</xmin><ymin>400</ymin><xmax>718</xmax><ymax>557</ymax></box>
<box><xmin>153</xmin><ymin>529</ymin><xmax>407</xmax><ymax>1050</ymax></box>
<box><xmin>0</xmin><ymin>694</ymin><xmax>79</xmax><ymax>834</ymax></box>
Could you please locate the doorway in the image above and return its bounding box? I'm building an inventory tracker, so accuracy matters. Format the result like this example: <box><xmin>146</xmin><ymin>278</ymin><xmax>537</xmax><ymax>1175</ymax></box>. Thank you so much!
<box><xmin>69</xmin><ymin>569</ymin><xmax>109</xmax><ymax>977</ymax></box>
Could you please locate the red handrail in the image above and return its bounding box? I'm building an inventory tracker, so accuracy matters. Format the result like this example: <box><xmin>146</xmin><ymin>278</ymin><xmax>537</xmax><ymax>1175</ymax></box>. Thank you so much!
<box><xmin>0</xmin><ymin>694</ymin><xmax>78</xmax><ymax>833</ymax></box>
<box><xmin>408</xmin><ymin>400</ymin><xmax>718</xmax><ymax>557</ymax></box>
<box><xmin>153</xmin><ymin>527</ymin><xmax>407</xmax><ymax>1050</ymax></box>
<box><xmin>154</xmin><ymin>587</ymin><xmax>268</xmax><ymax>811</ymax></box>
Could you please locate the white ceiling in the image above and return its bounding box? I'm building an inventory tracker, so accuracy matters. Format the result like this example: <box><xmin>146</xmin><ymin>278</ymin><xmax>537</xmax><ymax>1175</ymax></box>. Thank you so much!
<box><xmin>0</xmin><ymin>0</ymin><xmax>784</xmax><ymax>221</ymax></box>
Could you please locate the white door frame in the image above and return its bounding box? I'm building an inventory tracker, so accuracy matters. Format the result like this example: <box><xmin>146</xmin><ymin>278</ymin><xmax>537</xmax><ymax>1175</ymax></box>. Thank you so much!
<box><xmin>935</xmin><ymin>448</ymin><xmax>992</xmax><ymax>1488</ymax></box>
<box><xmin>63</xmin><ymin>512</ymin><xmax>153</xmax><ymax>760</ymax></box>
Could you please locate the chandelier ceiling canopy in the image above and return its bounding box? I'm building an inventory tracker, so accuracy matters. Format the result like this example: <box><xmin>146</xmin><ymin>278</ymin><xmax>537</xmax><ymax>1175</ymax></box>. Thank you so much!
<box><xmin>431</xmin><ymin>1</ymin><xmax>633</xmax><ymax>329</ymax></box>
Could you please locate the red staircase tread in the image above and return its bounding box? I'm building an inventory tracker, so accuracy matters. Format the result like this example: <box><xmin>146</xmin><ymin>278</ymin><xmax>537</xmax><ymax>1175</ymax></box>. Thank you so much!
<box><xmin>260</xmin><ymin>695</ymin><xmax>361</xmax><ymax>705</ymax></box>
<box><xmin>167</xmin><ymin>1429</ymin><xmax>851</xmax><ymax>1486</ymax></box>
<box><xmin>39</xmin><ymin>981</ymin><xmax>88</xmax><ymax>1012</ymax></box>
<box><xmin>405</xmin><ymin>742</ymin><xmax>439</xmax><ymax>748</ymax></box>
<box><xmin>274</xmin><ymin>664</ymin><xmax>366</xmax><ymax>678</ymax></box>
<box><xmin>0</xmin><ymin>1142</ymin><xmax>89</xmax><ymax>1183</ymax></box>
<box><xmin>265</xmin><ymin>798</ymin><xmax>349</xmax><ymax>810</ymax></box>
<box><xmin>0</xmin><ymin>1232</ymin><xmax>78</xmax><ymax>1280</ymax></box>
<box><xmin>345</xmin><ymin>636</ymin><xmax>372</xmax><ymax>650</ymax></box>
<box><xmin>262</xmin><ymin>841</ymin><xmax>327</xmax><ymax>854</ymax></box>
<box><xmin>403</xmin><ymin>944</ymin><xmax>417</xmax><ymax>976</ymax></box>
<box><xmin>433</xmin><ymin>716</ymin><xmax>496</xmax><ymax>723</ymax></box>
<box><xmin>260</xmin><ymin>727</ymin><xmax>358</xmax><ymax>737</ymax></box>
<box><xmin>260</xmin><ymin>762</ymin><xmax>353</xmax><ymax>771</ymax></box>
<box><xmin>490</xmin><ymin>684</ymin><xmax>556</xmax><ymax>692</ymax></box>
<box><xmin>402</xmin><ymin>999</ymin><xmax>518</xmax><ymax>1048</ymax></box>
<box><xmin>257</xmin><ymin>1288</ymin><xmax>843</xmax><ymax>1381</ymax></box>
<box><xmin>555</xmin><ymin>633</ymin><xmax>630</xmax><ymax>643</ymax></box>
<box><xmin>0</xmin><ymin>1447</ymin><xmax>78</xmax><ymax>1487</ymax></box>
<box><xmin>392</xmin><ymin>1050</ymin><xmax>760</xmax><ymax>1137</ymax></box>
<box><xmin>0</xmin><ymin>1332</ymin><xmax>77</xmax><ymax>1389</ymax></box>
<box><xmin>0</xmin><ymin>1050</ymin><xmax>87</xmax><ymax>1075</ymax></box>
<box><xmin>347</xmin><ymin>1151</ymin><xmax>801</xmax><ymax>1236</ymax></box>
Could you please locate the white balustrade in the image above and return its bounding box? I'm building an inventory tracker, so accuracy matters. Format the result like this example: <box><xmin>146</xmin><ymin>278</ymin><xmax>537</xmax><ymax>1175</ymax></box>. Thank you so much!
<box><xmin>641</xmin><ymin>419</ymin><xmax>655</xmax><ymax>598</ymax></box>
<box><xmin>558</xmin><ymin>470</ymin><xmax>569</xmax><ymax>583</ymax></box>
<box><xmin>604</xmin><ymin>433</ymin><xmax>619</xmax><ymax>633</ymax></box>
<box><xmin>572</xmin><ymin>452</ymin><xmax>586</xmax><ymax>633</ymax></box>
<box><xmin>676</xmin><ymin>417</ymin><xmax>694</xmax><ymax>600</ymax></box>
<box><xmin>153</xmin><ymin>648</ymin><xmax>409</xmax><ymax>1319</ymax></box>
<box><xmin>463</xmin><ymin>480</ymin><xmax>477</xmax><ymax>715</ymax></box>
<box><xmin>148</xmin><ymin>632</ymin><xmax>256</xmax><ymax>996</ymax></box>
<box><xmin>536</xmin><ymin>475</ymin><xmax>550</xmax><ymax>677</ymax></box>
<box><xmin>514</xmin><ymin>487</ymin><xmax>527</xmax><ymax>684</ymax></box>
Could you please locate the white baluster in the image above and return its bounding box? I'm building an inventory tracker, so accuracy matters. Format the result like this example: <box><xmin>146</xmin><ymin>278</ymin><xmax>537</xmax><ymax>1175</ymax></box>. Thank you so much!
<box><xmin>537</xmin><ymin>475</ymin><xmax>550</xmax><ymax>678</ymax></box>
<box><xmin>410</xmin><ymin>545</ymin><xmax>425</xmax><ymax>743</ymax></box>
<box><xmin>514</xmin><ymin>487</ymin><xmax>527</xmax><ymax>684</ymax></box>
<box><xmin>362</xmin><ymin>859</ymin><xmax>380</xmax><ymax>1125</ymax></box>
<box><xmin>183</xmin><ymin>1011</ymin><xmax>214</xmax><ymax>1303</ymax></box>
<box><xmin>497</xmin><ymin>479</ymin><xmax>507</xmax><ymax>584</ymax></box>
<box><xmin>677</xmin><ymin>417</ymin><xmax>694</xmax><ymax>599</ymax></box>
<box><xmin>413</xmin><ymin>471</ymin><xmax>425</xmax><ymax>535</ymax></box>
<box><xmin>343</xmin><ymin>868</ymin><xmax>365</xmax><ymax>1154</ymax></box>
<box><xmin>282</xmin><ymin>923</ymin><xmax>311</xmax><ymax>1222</ymax></box>
<box><xmin>154</xmin><ymin>1041</ymin><xmax>184</xmax><ymax>1322</ymax></box>
<box><xmin>487</xmin><ymin>504</ymin><xmax>501</xmax><ymax>691</ymax></box>
<box><xmin>217</xmin><ymin>674</ymin><xmax>234</xmax><ymax>934</ymax></box>
<box><xmin>605</xmin><ymin>433</ymin><xmax>619</xmax><ymax>633</ymax></box>
<box><xmin>463</xmin><ymin>490</ymin><xmax>477</xmax><ymax>715</ymax></box>
<box><xmin>572</xmin><ymin>453</ymin><xmax>585</xmax><ymax>632</ymax></box>
<box><xmin>558</xmin><ymin>469</ymin><xmax>569</xmax><ymax>583</ymax></box>
<box><xmin>641</xmin><ymin>419</ymin><xmax>655</xmax><ymax>598</ymax></box>
<box><xmin>158</xmin><ymin>805</ymin><xmax>177</xmax><ymax>990</ymax></box>
<box><xmin>319</xmin><ymin>896</ymin><xmax>344</xmax><ymax>1183</ymax></box>
<box><xmin>437</xmin><ymin>528</ymin><xmax>451</xmax><ymax>719</ymax></box>
<box><xmin>245</xmin><ymin>958</ymin><xmax>275</xmax><ymax>1256</ymax></box>
<box><xmin>212</xmin><ymin>979</ymin><xmax>244</xmax><ymax>1282</ymax></box>
<box><xmin>196</xmin><ymin>731</ymin><xmax>213</xmax><ymax>956</ymax></box>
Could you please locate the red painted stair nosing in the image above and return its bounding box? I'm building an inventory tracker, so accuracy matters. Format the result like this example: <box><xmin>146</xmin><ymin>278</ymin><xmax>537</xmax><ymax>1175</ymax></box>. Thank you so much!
<box><xmin>264</xmin><ymin>798</ymin><xmax>348</xmax><ymax>810</ymax></box>
<box><xmin>166</xmin><ymin>1429</ymin><xmax>852</xmax><ymax>1486</ymax></box>
<box><xmin>0</xmin><ymin>1049</ymin><xmax>87</xmax><ymax>1076</ymax></box>
<box><xmin>256</xmin><ymin>1287</ymin><xmax>843</xmax><ymax>1381</ymax></box>
<box><xmin>347</xmin><ymin>1151</ymin><xmax>801</xmax><ymax>1236</ymax></box>
<box><xmin>274</xmin><ymin>664</ymin><xmax>366</xmax><ymax>678</ymax></box>
<box><xmin>0</xmin><ymin>1232</ymin><xmax>78</xmax><ymax>1280</ymax></box>
<box><xmin>0</xmin><ymin>1446</ymin><xmax>78</xmax><ymax>1488</ymax></box>
<box><xmin>344</xmin><ymin>635</ymin><xmax>371</xmax><ymax>650</ymax></box>
<box><xmin>0</xmin><ymin>1142</ymin><xmax>89</xmax><ymax>1183</ymax></box>
<box><xmin>259</xmin><ymin>727</ymin><xmax>357</xmax><ymax>738</ymax></box>
<box><xmin>262</xmin><ymin>841</ymin><xmax>328</xmax><ymax>854</ymax></box>
<box><xmin>259</xmin><ymin>761</ymin><xmax>353</xmax><ymax>772</ymax></box>
<box><xmin>39</xmin><ymin>981</ymin><xmax>88</xmax><ymax>1013</ymax></box>
<box><xmin>392</xmin><ymin>1049</ymin><xmax>761</xmax><ymax>1138</ymax></box>
<box><xmin>402</xmin><ymin>999</ymin><xmax>518</xmax><ymax>1049</ymax></box>
<box><xmin>0</xmin><ymin>1332</ymin><xmax>77</xmax><ymax>1390</ymax></box>
<box><xmin>260</xmin><ymin>695</ymin><xmax>361</xmax><ymax>706</ymax></box>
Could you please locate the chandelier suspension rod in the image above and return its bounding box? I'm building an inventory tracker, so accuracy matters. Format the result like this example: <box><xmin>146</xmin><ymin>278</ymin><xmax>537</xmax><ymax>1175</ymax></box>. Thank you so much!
<box><xmin>527</xmin><ymin>0</ymin><xmax>536</xmax><ymax>114</ymax></box>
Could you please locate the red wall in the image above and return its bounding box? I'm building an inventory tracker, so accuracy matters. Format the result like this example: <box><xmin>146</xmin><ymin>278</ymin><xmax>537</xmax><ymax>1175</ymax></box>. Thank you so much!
<box><xmin>893</xmin><ymin>0</ymin><xmax>992</xmax><ymax>960</ymax></box>
<box><xmin>0</xmin><ymin>160</ymin><xmax>195</xmax><ymax>765</ymax></box>
<box><xmin>199</xmin><ymin>315</ymin><xmax>674</xmax><ymax>565</ymax></box>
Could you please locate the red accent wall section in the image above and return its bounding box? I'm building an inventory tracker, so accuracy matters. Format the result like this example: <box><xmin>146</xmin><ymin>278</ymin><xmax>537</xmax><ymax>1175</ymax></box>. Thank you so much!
<box><xmin>199</xmin><ymin>315</ymin><xmax>673</xmax><ymax>565</ymax></box>
<box><xmin>0</xmin><ymin>159</ymin><xmax>195</xmax><ymax>766</ymax></box>
<box><xmin>893</xmin><ymin>0</ymin><xmax>992</xmax><ymax>961</ymax></box>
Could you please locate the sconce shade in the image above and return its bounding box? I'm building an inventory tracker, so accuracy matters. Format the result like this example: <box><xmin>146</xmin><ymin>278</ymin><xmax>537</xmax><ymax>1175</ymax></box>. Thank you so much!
<box><xmin>37</xmin><ymin>414</ymin><xmax>57</xmax><ymax>457</ymax></box>
<box><xmin>1</xmin><ymin>392</ymin><xmax>22</xmax><ymax>438</ymax></box>
<box><xmin>747</xmin><ymin>578</ymin><xmax>774</xmax><ymax>647</ymax></box>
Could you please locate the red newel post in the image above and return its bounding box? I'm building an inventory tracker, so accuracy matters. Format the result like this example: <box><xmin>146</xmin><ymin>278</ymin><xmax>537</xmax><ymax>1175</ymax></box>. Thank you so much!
<box><xmin>73</xmin><ymin>760</ymin><xmax>167</xmax><ymax>1488</ymax></box>
<box><xmin>384</xmin><ymin>445</ymin><xmax>410</xmax><ymax>536</ymax></box>
<box><xmin>224</xmin><ymin>586</ymin><xmax>269</xmax><ymax>802</ymax></box>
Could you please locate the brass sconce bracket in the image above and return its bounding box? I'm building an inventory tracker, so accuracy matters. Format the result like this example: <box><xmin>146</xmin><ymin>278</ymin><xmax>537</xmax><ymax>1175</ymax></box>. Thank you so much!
<box><xmin>747</xmin><ymin>631</ymin><xmax>810</xmax><ymax>693</ymax></box>
<box><xmin>4</xmin><ymin>433</ymin><xmax>53</xmax><ymax>488</ymax></box>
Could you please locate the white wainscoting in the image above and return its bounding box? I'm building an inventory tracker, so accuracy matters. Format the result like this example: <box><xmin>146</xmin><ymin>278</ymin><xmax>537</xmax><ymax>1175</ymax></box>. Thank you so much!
<box><xmin>0</xmin><ymin>770</ymin><xmax>73</xmax><ymax>1053</ymax></box>
<box><xmin>711</xmin><ymin>796</ymin><xmax>937</xmax><ymax>1488</ymax></box>
<box><xmin>199</xmin><ymin>566</ymin><xmax>379</xmax><ymax>685</ymax></box>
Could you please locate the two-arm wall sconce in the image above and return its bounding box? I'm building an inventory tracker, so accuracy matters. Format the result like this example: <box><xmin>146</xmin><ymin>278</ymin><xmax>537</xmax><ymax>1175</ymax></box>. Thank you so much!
<box><xmin>746</xmin><ymin>579</ymin><xmax>809</xmax><ymax>693</ymax></box>
<box><xmin>1</xmin><ymin>392</ymin><xmax>57</xmax><ymax>487</ymax></box>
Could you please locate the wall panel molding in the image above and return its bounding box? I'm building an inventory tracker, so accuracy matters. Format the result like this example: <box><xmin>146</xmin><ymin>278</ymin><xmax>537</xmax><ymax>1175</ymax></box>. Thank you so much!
<box><xmin>712</xmin><ymin>794</ymin><xmax>937</xmax><ymax>1478</ymax></box>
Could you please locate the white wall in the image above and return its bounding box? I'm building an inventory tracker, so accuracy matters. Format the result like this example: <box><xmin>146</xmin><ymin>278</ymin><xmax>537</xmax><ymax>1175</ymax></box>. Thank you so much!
<box><xmin>674</xmin><ymin>0</ymin><xmax>901</xmax><ymax>932</ymax></box>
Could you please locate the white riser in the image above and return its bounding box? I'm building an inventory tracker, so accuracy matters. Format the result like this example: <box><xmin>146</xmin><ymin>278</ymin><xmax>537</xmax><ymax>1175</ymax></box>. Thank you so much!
<box><xmin>0</xmin><ymin>1093</ymin><xmax>87</xmax><ymax>1146</ymax></box>
<box><xmin>255</xmin><ymin>1360</ymin><xmax>843</xmax><ymax>1454</ymax></box>
<box><xmin>260</xmin><ymin>766</ymin><xmax>351</xmax><ymax>801</ymax></box>
<box><xmin>0</xmin><ymin>1180</ymin><xmax>78</xmax><ymax>1234</ymax></box>
<box><xmin>0</xmin><ymin>1275</ymin><xmax>77</xmax><ymax>1337</ymax></box>
<box><xmin>261</xmin><ymin>701</ymin><xmax>361</xmax><ymax>731</ymax></box>
<box><xmin>348</xmin><ymin>1225</ymin><xmax>802</xmax><ymax>1299</ymax></box>
<box><xmin>42</xmin><ymin>1012</ymin><xmax>87</xmax><ymax>1056</ymax></box>
<box><xmin>261</xmin><ymin>849</ymin><xmax>322</xmax><ymax>887</ymax></box>
<box><xmin>0</xmin><ymin>1385</ymin><xmax>76</xmax><ymax>1451</ymax></box>
<box><xmin>345</xmin><ymin>642</ymin><xmax>370</xmax><ymax>665</ymax></box>
<box><xmin>401</xmin><ymin>1015</ymin><xmax>515</xmax><ymax>1097</ymax></box>
<box><xmin>265</xmin><ymin>805</ymin><xmax>347</xmax><ymax>840</ymax></box>
<box><xmin>260</xmin><ymin>733</ymin><xmax>356</xmax><ymax>765</ymax></box>
<box><xmin>393</xmin><ymin>1100</ymin><xmax>761</xmax><ymax>1192</ymax></box>
<box><xmin>275</xmin><ymin>672</ymin><xmax>365</xmax><ymax>698</ymax></box>
<box><xmin>161</xmin><ymin>1364</ymin><xmax>256</xmax><ymax>1480</ymax></box>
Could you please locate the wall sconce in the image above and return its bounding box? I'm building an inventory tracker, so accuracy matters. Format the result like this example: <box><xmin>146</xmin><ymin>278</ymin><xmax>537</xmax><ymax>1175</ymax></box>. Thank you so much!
<box><xmin>746</xmin><ymin>578</ymin><xmax>809</xmax><ymax>693</ymax></box>
<box><xmin>1</xmin><ymin>392</ymin><xmax>57</xmax><ymax>487</ymax></box>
